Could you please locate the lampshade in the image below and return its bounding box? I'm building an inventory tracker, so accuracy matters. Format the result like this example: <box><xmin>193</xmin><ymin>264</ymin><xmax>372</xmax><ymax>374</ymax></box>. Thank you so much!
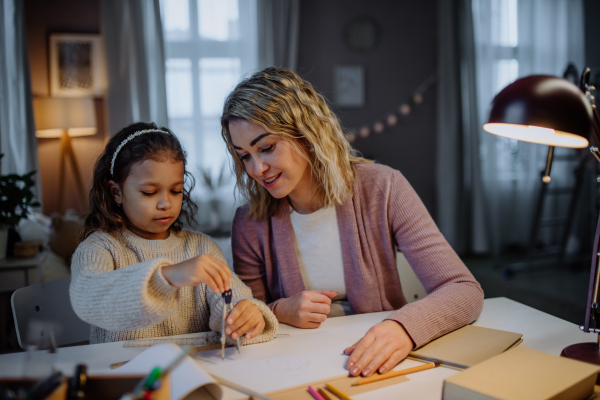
<box><xmin>33</xmin><ymin>97</ymin><xmax>97</xmax><ymax>138</ymax></box>
<box><xmin>483</xmin><ymin>75</ymin><xmax>592</xmax><ymax>148</ymax></box>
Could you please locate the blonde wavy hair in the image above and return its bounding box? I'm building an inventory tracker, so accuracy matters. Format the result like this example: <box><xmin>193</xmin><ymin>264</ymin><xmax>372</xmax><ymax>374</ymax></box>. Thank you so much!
<box><xmin>221</xmin><ymin>67</ymin><xmax>371</xmax><ymax>220</ymax></box>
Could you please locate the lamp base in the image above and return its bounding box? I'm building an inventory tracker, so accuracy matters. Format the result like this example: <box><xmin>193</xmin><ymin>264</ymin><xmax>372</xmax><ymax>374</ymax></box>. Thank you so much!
<box><xmin>561</xmin><ymin>342</ymin><xmax>600</xmax><ymax>384</ymax></box>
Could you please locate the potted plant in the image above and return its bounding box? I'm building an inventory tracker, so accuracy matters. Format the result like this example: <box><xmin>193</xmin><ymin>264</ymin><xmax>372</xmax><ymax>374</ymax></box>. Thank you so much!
<box><xmin>197</xmin><ymin>162</ymin><xmax>231</xmax><ymax>236</ymax></box>
<box><xmin>0</xmin><ymin>154</ymin><xmax>41</xmax><ymax>259</ymax></box>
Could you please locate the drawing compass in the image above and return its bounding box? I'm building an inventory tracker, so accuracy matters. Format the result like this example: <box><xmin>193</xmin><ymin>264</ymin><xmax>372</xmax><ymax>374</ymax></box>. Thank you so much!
<box><xmin>221</xmin><ymin>289</ymin><xmax>240</xmax><ymax>360</ymax></box>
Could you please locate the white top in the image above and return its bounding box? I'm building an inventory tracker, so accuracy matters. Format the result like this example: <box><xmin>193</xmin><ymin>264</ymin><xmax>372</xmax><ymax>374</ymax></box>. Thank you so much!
<box><xmin>290</xmin><ymin>206</ymin><xmax>351</xmax><ymax>317</ymax></box>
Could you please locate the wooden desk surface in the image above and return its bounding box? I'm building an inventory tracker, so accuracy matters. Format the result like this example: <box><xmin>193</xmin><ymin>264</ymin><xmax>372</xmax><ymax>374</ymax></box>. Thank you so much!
<box><xmin>0</xmin><ymin>297</ymin><xmax>596</xmax><ymax>399</ymax></box>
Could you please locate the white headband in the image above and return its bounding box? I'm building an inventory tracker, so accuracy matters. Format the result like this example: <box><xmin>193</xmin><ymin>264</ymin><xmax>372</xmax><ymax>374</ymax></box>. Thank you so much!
<box><xmin>110</xmin><ymin>129</ymin><xmax>170</xmax><ymax>176</ymax></box>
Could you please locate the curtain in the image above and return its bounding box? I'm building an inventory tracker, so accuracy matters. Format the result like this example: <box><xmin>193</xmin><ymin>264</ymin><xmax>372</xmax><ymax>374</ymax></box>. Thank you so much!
<box><xmin>436</xmin><ymin>0</ymin><xmax>488</xmax><ymax>254</ymax></box>
<box><xmin>472</xmin><ymin>0</ymin><xmax>585</xmax><ymax>255</ymax></box>
<box><xmin>0</xmin><ymin>0</ymin><xmax>41</xmax><ymax>194</ymax></box>
<box><xmin>256</xmin><ymin>0</ymin><xmax>300</xmax><ymax>71</ymax></box>
<box><xmin>101</xmin><ymin>0</ymin><xmax>168</xmax><ymax>136</ymax></box>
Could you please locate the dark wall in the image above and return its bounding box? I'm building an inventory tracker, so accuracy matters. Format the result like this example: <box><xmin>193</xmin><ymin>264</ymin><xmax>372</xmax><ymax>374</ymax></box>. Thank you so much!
<box><xmin>585</xmin><ymin>0</ymin><xmax>600</xmax><ymax>86</ymax></box>
<box><xmin>296</xmin><ymin>0</ymin><xmax>438</xmax><ymax>217</ymax></box>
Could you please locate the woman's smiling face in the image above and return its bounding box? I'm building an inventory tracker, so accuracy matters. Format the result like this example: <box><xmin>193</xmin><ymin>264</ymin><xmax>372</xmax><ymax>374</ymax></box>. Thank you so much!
<box><xmin>229</xmin><ymin>119</ymin><xmax>317</xmax><ymax>212</ymax></box>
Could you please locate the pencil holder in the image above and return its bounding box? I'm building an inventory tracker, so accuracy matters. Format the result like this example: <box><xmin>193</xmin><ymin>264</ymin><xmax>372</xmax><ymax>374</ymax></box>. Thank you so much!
<box><xmin>1</xmin><ymin>375</ymin><xmax>171</xmax><ymax>400</ymax></box>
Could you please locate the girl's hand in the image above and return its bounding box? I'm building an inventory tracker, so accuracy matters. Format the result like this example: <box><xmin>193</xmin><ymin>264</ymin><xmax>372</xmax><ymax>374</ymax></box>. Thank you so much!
<box><xmin>161</xmin><ymin>254</ymin><xmax>232</xmax><ymax>293</ymax></box>
<box><xmin>343</xmin><ymin>320</ymin><xmax>414</xmax><ymax>377</ymax></box>
<box><xmin>273</xmin><ymin>290</ymin><xmax>338</xmax><ymax>328</ymax></box>
<box><xmin>225</xmin><ymin>299</ymin><xmax>265</xmax><ymax>340</ymax></box>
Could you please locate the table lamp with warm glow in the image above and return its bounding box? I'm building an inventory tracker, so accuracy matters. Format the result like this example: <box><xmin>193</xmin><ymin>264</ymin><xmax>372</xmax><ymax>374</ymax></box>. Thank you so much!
<box><xmin>484</xmin><ymin>69</ymin><xmax>600</xmax><ymax>377</ymax></box>
<box><xmin>33</xmin><ymin>97</ymin><xmax>97</xmax><ymax>212</ymax></box>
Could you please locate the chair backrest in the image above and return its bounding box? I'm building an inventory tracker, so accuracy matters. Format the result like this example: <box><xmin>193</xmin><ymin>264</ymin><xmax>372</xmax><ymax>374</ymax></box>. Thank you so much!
<box><xmin>396</xmin><ymin>252</ymin><xmax>427</xmax><ymax>303</ymax></box>
<box><xmin>11</xmin><ymin>277</ymin><xmax>90</xmax><ymax>349</ymax></box>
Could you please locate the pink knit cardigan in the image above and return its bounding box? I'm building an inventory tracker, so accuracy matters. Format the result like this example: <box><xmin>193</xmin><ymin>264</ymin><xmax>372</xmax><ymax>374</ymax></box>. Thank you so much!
<box><xmin>231</xmin><ymin>163</ymin><xmax>484</xmax><ymax>348</ymax></box>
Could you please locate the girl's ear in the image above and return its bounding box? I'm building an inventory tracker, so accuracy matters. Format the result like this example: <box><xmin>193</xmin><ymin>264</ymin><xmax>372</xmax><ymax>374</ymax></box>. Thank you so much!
<box><xmin>107</xmin><ymin>180</ymin><xmax>123</xmax><ymax>205</ymax></box>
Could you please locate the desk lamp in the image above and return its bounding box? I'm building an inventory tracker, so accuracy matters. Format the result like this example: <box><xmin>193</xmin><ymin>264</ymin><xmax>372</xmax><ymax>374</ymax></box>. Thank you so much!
<box><xmin>484</xmin><ymin>69</ymin><xmax>600</xmax><ymax>373</ymax></box>
<box><xmin>33</xmin><ymin>97</ymin><xmax>97</xmax><ymax>212</ymax></box>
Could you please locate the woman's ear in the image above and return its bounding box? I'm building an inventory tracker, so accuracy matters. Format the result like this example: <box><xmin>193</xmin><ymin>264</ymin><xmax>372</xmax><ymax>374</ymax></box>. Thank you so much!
<box><xmin>107</xmin><ymin>180</ymin><xmax>123</xmax><ymax>205</ymax></box>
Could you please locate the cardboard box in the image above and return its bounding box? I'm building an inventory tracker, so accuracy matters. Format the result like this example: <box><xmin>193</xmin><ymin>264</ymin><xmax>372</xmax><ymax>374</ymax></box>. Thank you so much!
<box><xmin>442</xmin><ymin>347</ymin><xmax>600</xmax><ymax>400</ymax></box>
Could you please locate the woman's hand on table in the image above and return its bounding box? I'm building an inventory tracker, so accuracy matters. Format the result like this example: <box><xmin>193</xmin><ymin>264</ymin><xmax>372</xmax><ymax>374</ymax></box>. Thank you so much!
<box><xmin>225</xmin><ymin>299</ymin><xmax>265</xmax><ymax>340</ymax></box>
<box><xmin>343</xmin><ymin>320</ymin><xmax>414</xmax><ymax>377</ymax></box>
<box><xmin>273</xmin><ymin>290</ymin><xmax>338</xmax><ymax>328</ymax></box>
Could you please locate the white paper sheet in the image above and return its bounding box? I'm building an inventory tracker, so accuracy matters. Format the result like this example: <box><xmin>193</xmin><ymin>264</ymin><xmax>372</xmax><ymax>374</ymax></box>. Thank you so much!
<box><xmin>109</xmin><ymin>342</ymin><xmax>222</xmax><ymax>400</ymax></box>
<box><xmin>194</xmin><ymin>330</ymin><xmax>356</xmax><ymax>394</ymax></box>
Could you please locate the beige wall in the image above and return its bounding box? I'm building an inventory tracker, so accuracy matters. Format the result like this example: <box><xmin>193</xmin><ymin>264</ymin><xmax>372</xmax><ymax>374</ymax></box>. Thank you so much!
<box><xmin>25</xmin><ymin>0</ymin><xmax>107</xmax><ymax>216</ymax></box>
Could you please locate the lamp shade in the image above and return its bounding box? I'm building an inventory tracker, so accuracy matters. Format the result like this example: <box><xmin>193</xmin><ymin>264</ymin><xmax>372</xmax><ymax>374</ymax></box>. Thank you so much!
<box><xmin>33</xmin><ymin>97</ymin><xmax>97</xmax><ymax>138</ymax></box>
<box><xmin>483</xmin><ymin>75</ymin><xmax>591</xmax><ymax>148</ymax></box>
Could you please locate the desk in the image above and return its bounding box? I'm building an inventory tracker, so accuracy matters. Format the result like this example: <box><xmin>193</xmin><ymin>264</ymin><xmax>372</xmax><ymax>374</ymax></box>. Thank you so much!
<box><xmin>0</xmin><ymin>251</ymin><xmax>47</xmax><ymax>288</ymax></box>
<box><xmin>0</xmin><ymin>297</ymin><xmax>596</xmax><ymax>399</ymax></box>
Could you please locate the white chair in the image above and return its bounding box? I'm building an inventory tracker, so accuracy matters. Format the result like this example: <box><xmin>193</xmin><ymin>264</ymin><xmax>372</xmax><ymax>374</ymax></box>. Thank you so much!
<box><xmin>11</xmin><ymin>277</ymin><xmax>90</xmax><ymax>349</ymax></box>
<box><xmin>396</xmin><ymin>252</ymin><xmax>427</xmax><ymax>303</ymax></box>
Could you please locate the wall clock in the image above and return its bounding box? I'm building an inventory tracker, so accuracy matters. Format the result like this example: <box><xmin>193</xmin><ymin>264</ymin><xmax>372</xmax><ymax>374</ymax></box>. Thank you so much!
<box><xmin>343</xmin><ymin>16</ymin><xmax>381</xmax><ymax>53</ymax></box>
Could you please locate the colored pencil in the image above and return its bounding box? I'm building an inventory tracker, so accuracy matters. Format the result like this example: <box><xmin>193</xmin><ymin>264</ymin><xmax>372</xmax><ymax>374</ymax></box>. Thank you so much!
<box><xmin>308</xmin><ymin>385</ymin><xmax>326</xmax><ymax>400</ymax></box>
<box><xmin>352</xmin><ymin>361</ymin><xmax>441</xmax><ymax>386</ymax></box>
<box><xmin>325</xmin><ymin>384</ymin><xmax>352</xmax><ymax>400</ymax></box>
<box><xmin>317</xmin><ymin>388</ymin><xmax>334</xmax><ymax>400</ymax></box>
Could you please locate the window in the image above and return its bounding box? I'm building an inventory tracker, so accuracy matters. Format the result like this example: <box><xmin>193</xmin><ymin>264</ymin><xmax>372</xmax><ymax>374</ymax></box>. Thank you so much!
<box><xmin>490</xmin><ymin>0</ymin><xmax>519</xmax><ymax>93</ymax></box>
<box><xmin>160</xmin><ymin>0</ymin><xmax>257</xmax><ymax>198</ymax></box>
<box><xmin>472</xmin><ymin>0</ymin><xmax>585</xmax><ymax>250</ymax></box>
<box><xmin>473</xmin><ymin>0</ymin><xmax>522</xmax><ymax>181</ymax></box>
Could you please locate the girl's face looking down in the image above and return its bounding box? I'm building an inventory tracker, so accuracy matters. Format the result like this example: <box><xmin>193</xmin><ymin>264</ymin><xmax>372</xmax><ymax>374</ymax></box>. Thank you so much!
<box><xmin>230</xmin><ymin>119</ymin><xmax>318</xmax><ymax>214</ymax></box>
<box><xmin>110</xmin><ymin>158</ymin><xmax>184</xmax><ymax>240</ymax></box>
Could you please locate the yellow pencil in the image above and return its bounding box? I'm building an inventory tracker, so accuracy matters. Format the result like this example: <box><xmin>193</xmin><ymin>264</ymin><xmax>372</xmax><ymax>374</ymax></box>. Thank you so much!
<box><xmin>325</xmin><ymin>384</ymin><xmax>352</xmax><ymax>400</ymax></box>
<box><xmin>352</xmin><ymin>361</ymin><xmax>441</xmax><ymax>386</ymax></box>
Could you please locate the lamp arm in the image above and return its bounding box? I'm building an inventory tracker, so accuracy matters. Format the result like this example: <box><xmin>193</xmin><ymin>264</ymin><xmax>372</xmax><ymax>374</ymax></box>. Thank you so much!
<box><xmin>542</xmin><ymin>146</ymin><xmax>554</xmax><ymax>183</ymax></box>
<box><xmin>582</xmin><ymin>69</ymin><xmax>600</xmax><ymax>333</ymax></box>
<box><xmin>583</xmin><ymin>209</ymin><xmax>600</xmax><ymax>333</ymax></box>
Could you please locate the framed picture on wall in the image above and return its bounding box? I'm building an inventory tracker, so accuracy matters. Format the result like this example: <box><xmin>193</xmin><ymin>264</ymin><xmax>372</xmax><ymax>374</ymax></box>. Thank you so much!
<box><xmin>333</xmin><ymin>65</ymin><xmax>365</xmax><ymax>107</ymax></box>
<box><xmin>48</xmin><ymin>33</ymin><xmax>105</xmax><ymax>97</ymax></box>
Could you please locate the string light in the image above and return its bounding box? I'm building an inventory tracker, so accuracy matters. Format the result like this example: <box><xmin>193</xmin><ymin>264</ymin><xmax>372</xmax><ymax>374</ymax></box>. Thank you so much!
<box><xmin>346</xmin><ymin>73</ymin><xmax>437</xmax><ymax>143</ymax></box>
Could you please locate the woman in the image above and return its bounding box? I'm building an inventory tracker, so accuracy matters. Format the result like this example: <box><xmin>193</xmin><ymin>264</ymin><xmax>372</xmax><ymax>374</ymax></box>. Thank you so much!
<box><xmin>220</xmin><ymin>67</ymin><xmax>484</xmax><ymax>377</ymax></box>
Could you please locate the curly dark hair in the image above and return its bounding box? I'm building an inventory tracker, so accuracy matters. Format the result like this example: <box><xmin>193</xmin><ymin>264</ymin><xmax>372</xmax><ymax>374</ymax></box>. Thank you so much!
<box><xmin>82</xmin><ymin>122</ymin><xmax>198</xmax><ymax>240</ymax></box>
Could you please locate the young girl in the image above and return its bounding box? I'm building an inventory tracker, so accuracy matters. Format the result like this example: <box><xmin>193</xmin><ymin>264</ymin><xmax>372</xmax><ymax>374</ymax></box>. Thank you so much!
<box><xmin>69</xmin><ymin>122</ymin><xmax>277</xmax><ymax>345</ymax></box>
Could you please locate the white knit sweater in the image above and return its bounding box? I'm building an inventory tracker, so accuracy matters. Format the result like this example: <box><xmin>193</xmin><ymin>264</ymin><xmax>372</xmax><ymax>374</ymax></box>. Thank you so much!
<box><xmin>69</xmin><ymin>228</ymin><xmax>278</xmax><ymax>345</ymax></box>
